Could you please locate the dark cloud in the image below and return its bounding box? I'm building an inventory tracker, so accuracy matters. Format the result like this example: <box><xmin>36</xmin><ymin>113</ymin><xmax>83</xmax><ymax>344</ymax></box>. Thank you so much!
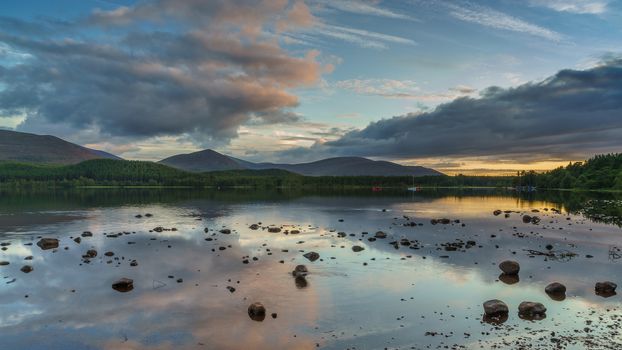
<box><xmin>281</xmin><ymin>58</ymin><xmax>622</xmax><ymax>162</ymax></box>
<box><xmin>0</xmin><ymin>0</ymin><xmax>324</xmax><ymax>144</ymax></box>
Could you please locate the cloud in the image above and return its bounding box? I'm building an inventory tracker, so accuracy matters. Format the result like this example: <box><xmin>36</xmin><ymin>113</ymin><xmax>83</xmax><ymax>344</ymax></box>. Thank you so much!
<box><xmin>309</xmin><ymin>23</ymin><xmax>416</xmax><ymax>49</ymax></box>
<box><xmin>529</xmin><ymin>0</ymin><xmax>609</xmax><ymax>14</ymax></box>
<box><xmin>0</xmin><ymin>0</ymin><xmax>329</xmax><ymax>145</ymax></box>
<box><xmin>446</xmin><ymin>2</ymin><xmax>564</xmax><ymax>41</ymax></box>
<box><xmin>333</xmin><ymin>79</ymin><xmax>475</xmax><ymax>101</ymax></box>
<box><xmin>283</xmin><ymin>58</ymin><xmax>622</xmax><ymax>162</ymax></box>
<box><xmin>314</xmin><ymin>0</ymin><xmax>414</xmax><ymax>20</ymax></box>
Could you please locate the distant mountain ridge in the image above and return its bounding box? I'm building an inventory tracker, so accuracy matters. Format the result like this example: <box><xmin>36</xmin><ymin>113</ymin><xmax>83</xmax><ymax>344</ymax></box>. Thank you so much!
<box><xmin>160</xmin><ymin>149</ymin><xmax>443</xmax><ymax>176</ymax></box>
<box><xmin>0</xmin><ymin>130</ymin><xmax>121</xmax><ymax>164</ymax></box>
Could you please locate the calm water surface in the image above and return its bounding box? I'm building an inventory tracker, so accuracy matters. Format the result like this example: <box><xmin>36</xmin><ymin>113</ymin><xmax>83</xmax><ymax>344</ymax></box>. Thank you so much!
<box><xmin>1</xmin><ymin>189</ymin><xmax>622</xmax><ymax>349</ymax></box>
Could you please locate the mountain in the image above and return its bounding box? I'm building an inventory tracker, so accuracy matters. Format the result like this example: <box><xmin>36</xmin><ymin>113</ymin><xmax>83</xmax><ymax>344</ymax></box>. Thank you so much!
<box><xmin>0</xmin><ymin>130</ymin><xmax>121</xmax><ymax>164</ymax></box>
<box><xmin>159</xmin><ymin>149</ymin><xmax>244</xmax><ymax>172</ymax></box>
<box><xmin>161</xmin><ymin>149</ymin><xmax>443</xmax><ymax>176</ymax></box>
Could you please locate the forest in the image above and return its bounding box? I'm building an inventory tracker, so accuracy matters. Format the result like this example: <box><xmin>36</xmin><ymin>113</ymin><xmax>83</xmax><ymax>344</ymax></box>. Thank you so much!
<box><xmin>0</xmin><ymin>154</ymin><xmax>620</xmax><ymax>190</ymax></box>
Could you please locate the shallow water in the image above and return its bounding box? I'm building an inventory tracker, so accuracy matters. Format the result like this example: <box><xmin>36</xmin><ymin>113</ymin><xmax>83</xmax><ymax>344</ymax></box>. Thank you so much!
<box><xmin>1</xmin><ymin>189</ymin><xmax>622</xmax><ymax>349</ymax></box>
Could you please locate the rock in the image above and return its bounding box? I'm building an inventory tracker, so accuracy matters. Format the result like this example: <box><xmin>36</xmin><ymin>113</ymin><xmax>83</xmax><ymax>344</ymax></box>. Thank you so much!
<box><xmin>81</xmin><ymin>231</ymin><xmax>93</xmax><ymax>237</ymax></box>
<box><xmin>499</xmin><ymin>260</ymin><xmax>520</xmax><ymax>275</ymax></box>
<box><xmin>153</xmin><ymin>227</ymin><xmax>164</xmax><ymax>233</ymax></box>
<box><xmin>531</xmin><ymin>216</ymin><xmax>541</xmax><ymax>224</ymax></box>
<box><xmin>83</xmin><ymin>249</ymin><xmax>97</xmax><ymax>258</ymax></box>
<box><xmin>249</xmin><ymin>224</ymin><xmax>259</xmax><ymax>230</ymax></box>
<box><xmin>483</xmin><ymin>299</ymin><xmax>508</xmax><ymax>317</ymax></box>
<box><xmin>248</xmin><ymin>302</ymin><xmax>266</xmax><ymax>321</ymax></box>
<box><xmin>595</xmin><ymin>281</ymin><xmax>617</xmax><ymax>297</ymax></box>
<box><xmin>130</xmin><ymin>260</ymin><xmax>138</xmax><ymax>267</ymax></box>
<box><xmin>268</xmin><ymin>227</ymin><xmax>281</xmax><ymax>233</ymax></box>
<box><xmin>518</xmin><ymin>301</ymin><xmax>547</xmax><ymax>320</ymax></box>
<box><xmin>36</xmin><ymin>238</ymin><xmax>59</xmax><ymax>250</ymax></box>
<box><xmin>21</xmin><ymin>265</ymin><xmax>33</xmax><ymax>273</ymax></box>
<box><xmin>352</xmin><ymin>245</ymin><xmax>365</xmax><ymax>252</ymax></box>
<box><xmin>73</xmin><ymin>237</ymin><xmax>81</xmax><ymax>244</ymax></box>
<box><xmin>493</xmin><ymin>210</ymin><xmax>502</xmax><ymax>216</ymax></box>
<box><xmin>545</xmin><ymin>282</ymin><xmax>566</xmax><ymax>295</ymax></box>
<box><xmin>303</xmin><ymin>251</ymin><xmax>320</xmax><ymax>262</ymax></box>
<box><xmin>522</xmin><ymin>215</ymin><xmax>532</xmax><ymax>223</ymax></box>
<box><xmin>227</xmin><ymin>286</ymin><xmax>236</xmax><ymax>293</ymax></box>
<box><xmin>292</xmin><ymin>265</ymin><xmax>308</xmax><ymax>277</ymax></box>
<box><xmin>337</xmin><ymin>232</ymin><xmax>347</xmax><ymax>238</ymax></box>
<box><xmin>0</xmin><ymin>261</ymin><xmax>9</xmax><ymax>266</ymax></box>
<box><xmin>104</xmin><ymin>251</ymin><xmax>114</xmax><ymax>257</ymax></box>
<box><xmin>374</xmin><ymin>231</ymin><xmax>387</xmax><ymax>239</ymax></box>
<box><xmin>219</xmin><ymin>229</ymin><xmax>231</xmax><ymax>234</ymax></box>
<box><xmin>112</xmin><ymin>278</ymin><xmax>134</xmax><ymax>292</ymax></box>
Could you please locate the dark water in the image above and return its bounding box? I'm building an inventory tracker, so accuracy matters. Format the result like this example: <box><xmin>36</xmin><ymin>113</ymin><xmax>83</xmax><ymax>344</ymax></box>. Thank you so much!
<box><xmin>1</xmin><ymin>188</ymin><xmax>622</xmax><ymax>350</ymax></box>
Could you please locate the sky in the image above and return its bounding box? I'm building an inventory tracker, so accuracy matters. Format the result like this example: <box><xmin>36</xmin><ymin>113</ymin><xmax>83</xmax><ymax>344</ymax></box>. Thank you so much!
<box><xmin>1</xmin><ymin>0</ymin><xmax>622</xmax><ymax>174</ymax></box>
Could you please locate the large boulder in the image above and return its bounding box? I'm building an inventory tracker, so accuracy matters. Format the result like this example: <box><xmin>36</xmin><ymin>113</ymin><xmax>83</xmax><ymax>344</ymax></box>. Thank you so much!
<box><xmin>499</xmin><ymin>260</ymin><xmax>520</xmax><ymax>275</ymax></box>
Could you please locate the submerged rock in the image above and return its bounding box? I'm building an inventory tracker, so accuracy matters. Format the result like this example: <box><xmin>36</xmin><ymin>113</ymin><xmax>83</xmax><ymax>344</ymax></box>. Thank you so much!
<box><xmin>249</xmin><ymin>224</ymin><xmax>259</xmax><ymax>230</ymax></box>
<box><xmin>483</xmin><ymin>299</ymin><xmax>508</xmax><ymax>317</ymax></box>
<box><xmin>522</xmin><ymin>215</ymin><xmax>532</xmax><ymax>223</ymax></box>
<box><xmin>268</xmin><ymin>227</ymin><xmax>281</xmax><ymax>233</ymax></box>
<box><xmin>352</xmin><ymin>245</ymin><xmax>365</xmax><ymax>252</ymax></box>
<box><xmin>0</xmin><ymin>261</ymin><xmax>9</xmax><ymax>266</ymax></box>
<box><xmin>248</xmin><ymin>302</ymin><xmax>266</xmax><ymax>321</ymax></box>
<box><xmin>499</xmin><ymin>260</ymin><xmax>520</xmax><ymax>275</ymax></box>
<box><xmin>112</xmin><ymin>278</ymin><xmax>134</xmax><ymax>292</ymax></box>
<box><xmin>21</xmin><ymin>265</ymin><xmax>33</xmax><ymax>273</ymax></box>
<box><xmin>493</xmin><ymin>210</ymin><xmax>502</xmax><ymax>216</ymax></box>
<box><xmin>219</xmin><ymin>229</ymin><xmax>231</xmax><ymax>234</ymax></box>
<box><xmin>303</xmin><ymin>251</ymin><xmax>320</xmax><ymax>262</ymax></box>
<box><xmin>36</xmin><ymin>238</ymin><xmax>59</xmax><ymax>250</ymax></box>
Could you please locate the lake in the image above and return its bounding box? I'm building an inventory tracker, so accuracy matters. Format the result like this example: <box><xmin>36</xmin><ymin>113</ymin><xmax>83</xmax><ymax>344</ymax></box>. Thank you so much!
<box><xmin>1</xmin><ymin>188</ymin><xmax>621</xmax><ymax>349</ymax></box>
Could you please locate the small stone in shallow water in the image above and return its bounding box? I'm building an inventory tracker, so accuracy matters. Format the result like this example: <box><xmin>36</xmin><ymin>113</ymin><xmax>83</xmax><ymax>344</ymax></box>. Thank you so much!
<box><xmin>112</xmin><ymin>278</ymin><xmax>134</xmax><ymax>292</ymax></box>
<box><xmin>248</xmin><ymin>302</ymin><xmax>266</xmax><ymax>321</ymax></box>
<box><xmin>268</xmin><ymin>227</ymin><xmax>281</xmax><ymax>233</ymax></box>
<box><xmin>518</xmin><ymin>301</ymin><xmax>547</xmax><ymax>320</ymax></box>
<box><xmin>292</xmin><ymin>265</ymin><xmax>308</xmax><ymax>277</ymax></box>
<box><xmin>21</xmin><ymin>265</ymin><xmax>33</xmax><ymax>273</ymax></box>
<box><xmin>374</xmin><ymin>231</ymin><xmax>387</xmax><ymax>239</ymax></box>
<box><xmin>498</xmin><ymin>260</ymin><xmax>520</xmax><ymax>275</ymax></box>
<box><xmin>352</xmin><ymin>245</ymin><xmax>365</xmax><ymax>252</ymax></box>
<box><xmin>36</xmin><ymin>238</ymin><xmax>59</xmax><ymax>250</ymax></box>
<box><xmin>219</xmin><ymin>229</ymin><xmax>231</xmax><ymax>234</ymax></box>
<box><xmin>483</xmin><ymin>299</ymin><xmax>508</xmax><ymax>317</ymax></box>
<box><xmin>545</xmin><ymin>282</ymin><xmax>566</xmax><ymax>296</ymax></box>
<box><xmin>595</xmin><ymin>281</ymin><xmax>617</xmax><ymax>297</ymax></box>
<box><xmin>303</xmin><ymin>252</ymin><xmax>320</xmax><ymax>262</ymax></box>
